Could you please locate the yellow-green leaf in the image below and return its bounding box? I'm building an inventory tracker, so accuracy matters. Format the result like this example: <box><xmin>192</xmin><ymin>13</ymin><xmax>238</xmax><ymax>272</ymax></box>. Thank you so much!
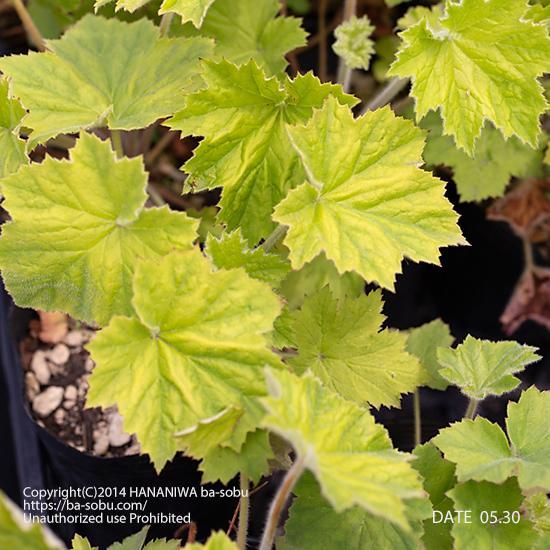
<box><xmin>0</xmin><ymin>79</ymin><xmax>27</xmax><ymax>178</ymax></box>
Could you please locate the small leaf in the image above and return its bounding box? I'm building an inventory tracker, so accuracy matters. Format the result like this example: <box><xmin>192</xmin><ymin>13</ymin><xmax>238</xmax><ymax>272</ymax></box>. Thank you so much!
<box><xmin>0</xmin><ymin>133</ymin><xmax>197</xmax><ymax>326</ymax></box>
<box><xmin>274</xmin><ymin>96</ymin><xmax>465</xmax><ymax>289</ymax></box>
<box><xmin>437</xmin><ymin>336</ymin><xmax>540</xmax><ymax>399</ymax></box>
<box><xmin>261</xmin><ymin>369</ymin><xmax>425</xmax><ymax>529</ymax></box>
<box><xmin>0</xmin><ymin>79</ymin><xmax>27</xmax><ymax>178</ymax></box>
<box><xmin>206</xmin><ymin>230</ymin><xmax>290</xmax><ymax>286</ymax></box>
<box><xmin>198</xmin><ymin>0</ymin><xmax>307</xmax><ymax>76</ymax></box>
<box><xmin>72</xmin><ymin>535</ymin><xmax>96</xmax><ymax>550</ymax></box>
<box><xmin>160</xmin><ymin>0</ymin><xmax>216</xmax><ymax>27</ymax></box>
<box><xmin>184</xmin><ymin>532</ymin><xmax>238</xmax><ymax>550</ymax></box>
<box><xmin>280</xmin><ymin>287</ymin><xmax>423</xmax><ymax>407</ymax></box>
<box><xmin>0</xmin><ymin>15</ymin><xmax>213</xmax><ymax>144</ymax></box>
<box><xmin>280</xmin><ymin>473</ymin><xmax>427</xmax><ymax>549</ymax></box>
<box><xmin>87</xmin><ymin>250</ymin><xmax>282</xmax><ymax>470</ymax></box>
<box><xmin>332</xmin><ymin>16</ymin><xmax>375</xmax><ymax>70</ymax></box>
<box><xmin>434</xmin><ymin>387</ymin><xmax>550</xmax><ymax>491</ymax></box>
<box><xmin>406</xmin><ymin>319</ymin><xmax>454</xmax><ymax>390</ymax></box>
<box><xmin>0</xmin><ymin>492</ymin><xmax>63</xmax><ymax>549</ymax></box>
<box><xmin>421</xmin><ymin>112</ymin><xmax>544</xmax><ymax>201</ymax></box>
<box><xmin>169</xmin><ymin>61</ymin><xmax>357</xmax><ymax>243</ymax></box>
<box><xmin>448</xmin><ymin>479</ymin><xmax>538</xmax><ymax>550</ymax></box>
<box><xmin>389</xmin><ymin>0</ymin><xmax>550</xmax><ymax>154</ymax></box>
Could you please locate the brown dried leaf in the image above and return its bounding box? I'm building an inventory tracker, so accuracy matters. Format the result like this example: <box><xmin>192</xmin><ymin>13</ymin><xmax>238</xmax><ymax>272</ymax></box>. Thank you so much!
<box><xmin>488</xmin><ymin>179</ymin><xmax>550</xmax><ymax>241</ymax></box>
<box><xmin>501</xmin><ymin>267</ymin><xmax>550</xmax><ymax>334</ymax></box>
<box><xmin>37</xmin><ymin>310</ymin><xmax>68</xmax><ymax>344</ymax></box>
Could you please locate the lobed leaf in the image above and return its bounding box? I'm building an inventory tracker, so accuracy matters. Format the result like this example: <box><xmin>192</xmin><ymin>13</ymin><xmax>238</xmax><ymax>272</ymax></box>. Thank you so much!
<box><xmin>434</xmin><ymin>387</ymin><xmax>550</xmax><ymax>491</ymax></box>
<box><xmin>332</xmin><ymin>15</ymin><xmax>375</xmax><ymax>70</ymax></box>
<box><xmin>0</xmin><ymin>79</ymin><xmax>27</xmax><ymax>178</ymax></box>
<box><xmin>0</xmin><ymin>133</ymin><xmax>197</xmax><ymax>326</ymax></box>
<box><xmin>169</xmin><ymin>60</ymin><xmax>357</xmax><ymax>243</ymax></box>
<box><xmin>0</xmin><ymin>15</ymin><xmax>213</xmax><ymax>144</ymax></box>
<box><xmin>184</xmin><ymin>532</ymin><xmax>238</xmax><ymax>550</ymax></box>
<box><xmin>279</xmin><ymin>287</ymin><xmax>423</xmax><ymax>407</ymax></box>
<box><xmin>261</xmin><ymin>369</ymin><xmax>425</xmax><ymax>529</ymax></box>
<box><xmin>274</xmin><ymin>96</ymin><xmax>465</xmax><ymax>289</ymax></box>
<box><xmin>437</xmin><ymin>336</ymin><xmax>540</xmax><ymax>399</ymax></box>
<box><xmin>87</xmin><ymin>250</ymin><xmax>282</xmax><ymax>470</ymax></box>
<box><xmin>389</xmin><ymin>0</ymin><xmax>550</xmax><ymax>155</ymax></box>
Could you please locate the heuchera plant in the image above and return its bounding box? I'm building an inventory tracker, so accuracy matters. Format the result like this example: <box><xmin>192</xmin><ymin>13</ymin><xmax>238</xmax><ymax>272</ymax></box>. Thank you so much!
<box><xmin>1</xmin><ymin>0</ymin><xmax>550</xmax><ymax>548</ymax></box>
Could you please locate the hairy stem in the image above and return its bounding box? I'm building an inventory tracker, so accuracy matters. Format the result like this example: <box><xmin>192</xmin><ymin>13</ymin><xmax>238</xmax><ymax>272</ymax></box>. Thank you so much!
<box><xmin>336</xmin><ymin>0</ymin><xmax>357</xmax><ymax>91</ymax></box>
<box><xmin>111</xmin><ymin>130</ymin><xmax>124</xmax><ymax>158</ymax></box>
<box><xmin>262</xmin><ymin>225</ymin><xmax>287</xmax><ymax>253</ymax></box>
<box><xmin>464</xmin><ymin>398</ymin><xmax>479</xmax><ymax>420</ymax></box>
<box><xmin>522</xmin><ymin>236</ymin><xmax>535</xmax><ymax>273</ymax></box>
<box><xmin>413</xmin><ymin>389</ymin><xmax>422</xmax><ymax>447</ymax></box>
<box><xmin>259</xmin><ymin>456</ymin><xmax>306</xmax><ymax>550</ymax></box>
<box><xmin>159</xmin><ymin>12</ymin><xmax>174</xmax><ymax>36</ymax></box>
<box><xmin>237</xmin><ymin>473</ymin><xmax>250</xmax><ymax>550</ymax></box>
<box><xmin>12</xmin><ymin>0</ymin><xmax>45</xmax><ymax>51</ymax></box>
<box><xmin>318</xmin><ymin>0</ymin><xmax>328</xmax><ymax>82</ymax></box>
<box><xmin>361</xmin><ymin>77</ymin><xmax>409</xmax><ymax>114</ymax></box>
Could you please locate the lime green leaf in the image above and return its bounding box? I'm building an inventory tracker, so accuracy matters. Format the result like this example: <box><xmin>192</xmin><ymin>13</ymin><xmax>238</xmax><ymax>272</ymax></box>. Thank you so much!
<box><xmin>422</xmin><ymin>112</ymin><xmax>544</xmax><ymax>201</ymax></box>
<box><xmin>389</xmin><ymin>0</ymin><xmax>550</xmax><ymax>155</ymax></box>
<box><xmin>448</xmin><ymin>479</ymin><xmax>538</xmax><ymax>550</ymax></box>
<box><xmin>108</xmin><ymin>527</ymin><xmax>148</xmax><ymax>550</ymax></box>
<box><xmin>198</xmin><ymin>0</ymin><xmax>307</xmax><ymax>76</ymax></box>
<box><xmin>0</xmin><ymin>79</ymin><xmax>27</xmax><ymax>178</ymax></box>
<box><xmin>261</xmin><ymin>369</ymin><xmax>425</xmax><ymax>529</ymax></box>
<box><xmin>280</xmin><ymin>287</ymin><xmax>423</xmax><ymax>407</ymax></box>
<box><xmin>526</xmin><ymin>3</ymin><xmax>550</xmax><ymax>25</ymax></box>
<box><xmin>273</xmin><ymin>96</ymin><xmax>465</xmax><ymax>289</ymax></box>
<box><xmin>184</xmin><ymin>532</ymin><xmax>238</xmax><ymax>550</ymax></box>
<box><xmin>72</xmin><ymin>535</ymin><xmax>96</xmax><ymax>550</ymax></box>
<box><xmin>0</xmin><ymin>492</ymin><xmax>63</xmax><ymax>549</ymax></box>
<box><xmin>160</xmin><ymin>0</ymin><xmax>216</xmax><ymax>27</ymax></box>
<box><xmin>0</xmin><ymin>133</ymin><xmax>197</xmax><ymax>326</ymax></box>
<box><xmin>169</xmin><ymin>61</ymin><xmax>357</xmax><ymax>243</ymax></box>
<box><xmin>206</xmin><ymin>230</ymin><xmax>290</xmax><ymax>286</ymax></box>
<box><xmin>437</xmin><ymin>336</ymin><xmax>540</xmax><ymax>399</ymax></box>
<box><xmin>0</xmin><ymin>15</ymin><xmax>213</xmax><ymax>144</ymax></box>
<box><xmin>94</xmin><ymin>0</ymin><xmax>149</xmax><ymax>12</ymax></box>
<box><xmin>406</xmin><ymin>319</ymin><xmax>454</xmax><ymax>390</ymax></box>
<box><xmin>413</xmin><ymin>443</ymin><xmax>456</xmax><ymax>550</ymax></box>
<box><xmin>280</xmin><ymin>473</ymin><xmax>426</xmax><ymax>549</ymax></box>
<box><xmin>87</xmin><ymin>250</ymin><xmax>282</xmax><ymax>470</ymax></box>
<box><xmin>397</xmin><ymin>5</ymin><xmax>443</xmax><ymax>31</ymax></box>
<box><xmin>197</xmin><ymin>429</ymin><xmax>273</xmax><ymax>484</ymax></box>
<box><xmin>333</xmin><ymin>16</ymin><xmax>374</xmax><ymax>70</ymax></box>
<box><xmin>434</xmin><ymin>387</ymin><xmax>550</xmax><ymax>490</ymax></box>
<box><xmin>525</xmin><ymin>492</ymin><xmax>550</xmax><ymax>533</ymax></box>
<box><xmin>279</xmin><ymin>254</ymin><xmax>364</xmax><ymax>310</ymax></box>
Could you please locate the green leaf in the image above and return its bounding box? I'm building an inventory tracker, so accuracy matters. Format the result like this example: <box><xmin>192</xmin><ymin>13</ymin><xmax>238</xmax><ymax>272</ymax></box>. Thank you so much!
<box><xmin>436</xmin><ymin>336</ymin><xmax>540</xmax><ymax>400</ymax></box>
<box><xmin>0</xmin><ymin>492</ymin><xmax>63</xmax><ymax>549</ymax></box>
<box><xmin>0</xmin><ymin>133</ymin><xmax>197</xmax><ymax>326</ymax></box>
<box><xmin>406</xmin><ymin>319</ymin><xmax>454</xmax><ymax>390</ymax></box>
<box><xmin>279</xmin><ymin>254</ymin><xmax>364</xmax><ymax>310</ymax></box>
<box><xmin>434</xmin><ymin>387</ymin><xmax>550</xmax><ymax>491</ymax></box>
<box><xmin>198</xmin><ymin>0</ymin><xmax>307</xmax><ymax>76</ymax></box>
<box><xmin>280</xmin><ymin>287</ymin><xmax>423</xmax><ymax>407</ymax></box>
<box><xmin>87</xmin><ymin>250</ymin><xmax>282</xmax><ymax>470</ymax></box>
<box><xmin>197</xmin><ymin>429</ymin><xmax>273</xmax><ymax>484</ymax></box>
<box><xmin>206</xmin><ymin>230</ymin><xmax>290</xmax><ymax>286</ymax></box>
<box><xmin>421</xmin><ymin>112</ymin><xmax>544</xmax><ymax>201</ymax></box>
<box><xmin>332</xmin><ymin>16</ymin><xmax>375</xmax><ymax>70</ymax></box>
<box><xmin>94</xmin><ymin>0</ymin><xmax>149</xmax><ymax>12</ymax></box>
<box><xmin>273</xmin><ymin>96</ymin><xmax>465</xmax><ymax>290</ymax></box>
<box><xmin>107</xmin><ymin>526</ymin><xmax>179</xmax><ymax>549</ymax></box>
<box><xmin>0</xmin><ymin>79</ymin><xmax>27</xmax><ymax>178</ymax></box>
<box><xmin>72</xmin><ymin>535</ymin><xmax>96</xmax><ymax>550</ymax></box>
<box><xmin>169</xmin><ymin>61</ymin><xmax>357</xmax><ymax>243</ymax></box>
<box><xmin>184</xmin><ymin>532</ymin><xmax>238</xmax><ymax>550</ymax></box>
<box><xmin>261</xmin><ymin>369</ymin><xmax>425</xmax><ymax>530</ymax></box>
<box><xmin>412</xmin><ymin>443</ymin><xmax>456</xmax><ymax>550</ymax></box>
<box><xmin>160</xmin><ymin>0</ymin><xmax>216</xmax><ymax>27</ymax></box>
<box><xmin>280</xmin><ymin>472</ymin><xmax>426</xmax><ymax>549</ymax></box>
<box><xmin>525</xmin><ymin>492</ymin><xmax>550</xmax><ymax>533</ymax></box>
<box><xmin>448</xmin><ymin>479</ymin><xmax>538</xmax><ymax>550</ymax></box>
<box><xmin>0</xmin><ymin>15</ymin><xmax>213</xmax><ymax>144</ymax></box>
<box><xmin>397</xmin><ymin>5</ymin><xmax>443</xmax><ymax>31</ymax></box>
<box><xmin>389</xmin><ymin>0</ymin><xmax>550</xmax><ymax>155</ymax></box>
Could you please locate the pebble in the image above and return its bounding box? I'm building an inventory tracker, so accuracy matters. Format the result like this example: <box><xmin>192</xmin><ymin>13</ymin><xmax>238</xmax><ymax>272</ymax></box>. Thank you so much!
<box><xmin>25</xmin><ymin>372</ymin><xmax>40</xmax><ymax>400</ymax></box>
<box><xmin>64</xmin><ymin>385</ymin><xmax>78</xmax><ymax>401</ymax></box>
<box><xmin>108</xmin><ymin>413</ymin><xmax>131</xmax><ymax>447</ymax></box>
<box><xmin>47</xmin><ymin>344</ymin><xmax>70</xmax><ymax>365</ymax></box>
<box><xmin>63</xmin><ymin>331</ymin><xmax>85</xmax><ymax>348</ymax></box>
<box><xmin>53</xmin><ymin>408</ymin><xmax>65</xmax><ymax>424</ymax></box>
<box><xmin>93</xmin><ymin>429</ymin><xmax>110</xmax><ymax>455</ymax></box>
<box><xmin>31</xmin><ymin>351</ymin><xmax>51</xmax><ymax>385</ymax></box>
<box><xmin>85</xmin><ymin>357</ymin><xmax>95</xmax><ymax>372</ymax></box>
<box><xmin>32</xmin><ymin>387</ymin><xmax>64</xmax><ymax>418</ymax></box>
